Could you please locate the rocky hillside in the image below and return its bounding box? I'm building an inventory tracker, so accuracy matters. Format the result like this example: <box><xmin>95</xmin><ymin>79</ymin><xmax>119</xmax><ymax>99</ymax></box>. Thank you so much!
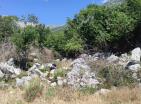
<box><xmin>0</xmin><ymin>47</ymin><xmax>141</xmax><ymax>88</ymax></box>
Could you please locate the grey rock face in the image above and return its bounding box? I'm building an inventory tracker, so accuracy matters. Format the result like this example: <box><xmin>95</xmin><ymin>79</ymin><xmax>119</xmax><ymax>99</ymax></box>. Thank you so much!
<box><xmin>128</xmin><ymin>64</ymin><xmax>141</xmax><ymax>72</ymax></box>
<box><xmin>7</xmin><ymin>58</ymin><xmax>14</xmax><ymax>66</ymax></box>
<box><xmin>107</xmin><ymin>54</ymin><xmax>119</xmax><ymax>63</ymax></box>
<box><xmin>28</xmin><ymin>64</ymin><xmax>43</xmax><ymax>76</ymax></box>
<box><xmin>16</xmin><ymin>76</ymin><xmax>32</xmax><ymax>87</ymax></box>
<box><xmin>16</xmin><ymin>78</ymin><xmax>25</xmax><ymax>87</ymax></box>
<box><xmin>125</xmin><ymin>48</ymin><xmax>141</xmax><ymax>72</ymax></box>
<box><xmin>0</xmin><ymin>62</ymin><xmax>21</xmax><ymax>76</ymax></box>
<box><xmin>67</xmin><ymin>58</ymin><xmax>99</xmax><ymax>88</ymax></box>
<box><xmin>131</xmin><ymin>47</ymin><xmax>141</xmax><ymax>62</ymax></box>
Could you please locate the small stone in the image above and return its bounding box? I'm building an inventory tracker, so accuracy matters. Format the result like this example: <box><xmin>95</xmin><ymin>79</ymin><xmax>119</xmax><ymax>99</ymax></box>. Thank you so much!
<box><xmin>47</xmin><ymin>80</ymin><xmax>51</xmax><ymax>84</ymax></box>
<box><xmin>51</xmin><ymin>82</ymin><xmax>57</xmax><ymax>87</ymax></box>
<box><xmin>55</xmin><ymin>59</ymin><xmax>60</xmax><ymax>62</ymax></box>
<box><xmin>95</xmin><ymin>89</ymin><xmax>110</xmax><ymax>95</ymax></box>
<box><xmin>107</xmin><ymin>54</ymin><xmax>119</xmax><ymax>63</ymax></box>
<box><xmin>63</xmin><ymin>79</ymin><xmax>67</xmax><ymax>84</ymax></box>
<box><xmin>40</xmin><ymin>65</ymin><xmax>45</xmax><ymax>70</ymax></box>
<box><xmin>57</xmin><ymin>79</ymin><xmax>63</xmax><ymax>86</ymax></box>
<box><xmin>16</xmin><ymin>78</ymin><xmax>24</xmax><ymax>87</ymax></box>
<box><xmin>33</xmin><ymin>58</ymin><xmax>38</xmax><ymax>63</ymax></box>
<box><xmin>7</xmin><ymin>58</ymin><xmax>14</xmax><ymax>66</ymax></box>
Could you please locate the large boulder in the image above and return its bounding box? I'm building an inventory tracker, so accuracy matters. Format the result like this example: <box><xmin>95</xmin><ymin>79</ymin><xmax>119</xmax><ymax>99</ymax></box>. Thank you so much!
<box><xmin>125</xmin><ymin>60</ymin><xmax>141</xmax><ymax>72</ymax></box>
<box><xmin>0</xmin><ymin>62</ymin><xmax>21</xmax><ymax>76</ymax></box>
<box><xmin>28</xmin><ymin>63</ymin><xmax>47</xmax><ymax>80</ymax></box>
<box><xmin>16</xmin><ymin>76</ymin><xmax>32</xmax><ymax>87</ymax></box>
<box><xmin>67</xmin><ymin>58</ymin><xmax>99</xmax><ymax>88</ymax></box>
<box><xmin>125</xmin><ymin>48</ymin><xmax>141</xmax><ymax>72</ymax></box>
<box><xmin>57</xmin><ymin>77</ymin><xmax>64</xmax><ymax>86</ymax></box>
<box><xmin>7</xmin><ymin>58</ymin><xmax>14</xmax><ymax>66</ymax></box>
<box><xmin>131</xmin><ymin>47</ymin><xmax>141</xmax><ymax>62</ymax></box>
<box><xmin>107</xmin><ymin>54</ymin><xmax>119</xmax><ymax>63</ymax></box>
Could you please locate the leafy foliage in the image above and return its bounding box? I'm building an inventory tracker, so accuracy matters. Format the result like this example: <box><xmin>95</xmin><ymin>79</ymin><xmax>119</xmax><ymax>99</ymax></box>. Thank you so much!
<box><xmin>98</xmin><ymin>65</ymin><xmax>137</xmax><ymax>88</ymax></box>
<box><xmin>12</xmin><ymin>26</ymin><xmax>39</xmax><ymax>69</ymax></box>
<box><xmin>20</xmin><ymin>14</ymin><xmax>38</xmax><ymax>24</ymax></box>
<box><xmin>65</xmin><ymin>0</ymin><xmax>141</xmax><ymax>53</ymax></box>
<box><xmin>0</xmin><ymin>16</ymin><xmax>18</xmax><ymax>42</ymax></box>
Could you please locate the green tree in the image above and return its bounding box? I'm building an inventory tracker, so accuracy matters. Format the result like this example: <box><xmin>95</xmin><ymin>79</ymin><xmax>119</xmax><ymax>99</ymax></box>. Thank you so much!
<box><xmin>35</xmin><ymin>24</ymin><xmax>50</xmax><ymax>47</ymax></box>
<box><xmin>45</xmin><ymin>30</ymin><xmax>66</xmax><ymax>54</ymax></box>
<box><xmin>0</xmin><ymin>16</ymin><xmax>18</xmax><ymax>42</ymax></box>
<box><xmin>27</xmin><ymin>14</ymin><xmax>39</xmax><ymax>24</ymax></box>
<box><xmin>12</xmin><ymin>26</ymin><xmax>39</xmax><ymax>69</ymax></box>
<box><xmin>20</xmin><ymin>14</ymin><xmax>39</xmax><ymax>24</ymax></box>
<box><xmin>65</xmin><ymin>0</ymin><xmax>141</xmax><ymax>53</ymax></box>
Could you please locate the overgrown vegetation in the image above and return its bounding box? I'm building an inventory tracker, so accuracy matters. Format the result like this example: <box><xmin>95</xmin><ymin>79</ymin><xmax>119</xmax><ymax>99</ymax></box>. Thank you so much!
<box><xmin>24</xmin><ymin>78</ymin><xmax>43</xmax><ymax>102</ymax></box>
<box><xmin>65</xmin><ymin>0</ymin><xmax>141</xmax><ymax>53</ymax></box>
<box><xmin>98</xmin><ymin>65</ymin><xmax>137</xmax><ymax>88</ymax></box>
<box><xmin>0</xmin><ymin>0</ymin><xmax>141</xmax><ymax>66</ymax></box>
<box><xmin>53</xmin><ymin>69</ymin><xmax>66</xmax><ymax>80</ymax></box>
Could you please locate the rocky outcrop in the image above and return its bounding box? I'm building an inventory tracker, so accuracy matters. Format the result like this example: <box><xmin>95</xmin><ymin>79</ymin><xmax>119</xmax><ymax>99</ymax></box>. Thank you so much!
<box><xmin>131</xmin><ymin>47</ymin><xmax>141</xmax><ymax>62</ymax></box>
<box><xmin>0</xmin><ymin>59</ymin><xmax>21</xmax><ymax>78</ymax></box>
<box><xmin>67</xmin><ymin>58</ymin><xmax>99</xmax><ymax>88</ymax></box>
<box><xmin>125</xmin><ymin>48</ymin><xmax>141</xmax><ymax>72</ymax></box>
<box><xmin>0</xmin><ymin>47</ymin><xmax>141</xmax><ymax>89</ymax></box>
<box><xmin>107</xmin><ymin>54</ymin><xmax>119</xmax><ymax>63</ymax></box>
<box><xmin>16</xmin><ymin>76</ymin><xmax>32</xmax><ymax>87</ymax></box>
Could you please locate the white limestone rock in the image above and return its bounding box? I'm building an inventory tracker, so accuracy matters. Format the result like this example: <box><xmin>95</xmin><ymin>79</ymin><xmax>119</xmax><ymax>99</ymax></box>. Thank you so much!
<box><xmin>131</xmin><ymin>47</ymin><xmax>141</xmax><ymax>62</ymax></box>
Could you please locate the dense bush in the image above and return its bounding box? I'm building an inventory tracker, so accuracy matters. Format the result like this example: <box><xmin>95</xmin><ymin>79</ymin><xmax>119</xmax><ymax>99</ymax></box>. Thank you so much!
<box><xmin>35</xmin><ymin>24</ymin><xmax>50</xmax><ymax>47</ymax></box>
<box><xmin>0</xmin><ymin>16</ymin><xmax>18</xmax><ymax>42</ymax></box>
<box><xmin>45</xmin><ymin>28</ymin><xmax>84</xmax><ymax>57</ymax></box>
<box><xmin>1</xmin><ymin>0</ymin><xmax>141</xmax><ymax>59</ymax></box>
<box><xmin>98</xmin><ymin>65</ymin><xmax>137</xmax><ymax>88</ymax></box>
<box><xmin>12</xmin><ymin>26</ymin><xmax>39</xmax><ymax>69</ymax></box>
<box><xmin>45</xmin><ymin>30</ymin><xmax>66</xmax><ymax>54</ymax></box>
<box><xmin>64</xmin><ymin>29</ymin><xmax>84</xmax><ymax>57</ymax></box>
<box><xmin>65</xmin><ymin>0</ymin><xmax>141</xmax><ymax>53</ymax></box>
<box><xmin>24</xmin><ymin>78</ymin><xmax>43</xmax><ymax>102</ymax></box>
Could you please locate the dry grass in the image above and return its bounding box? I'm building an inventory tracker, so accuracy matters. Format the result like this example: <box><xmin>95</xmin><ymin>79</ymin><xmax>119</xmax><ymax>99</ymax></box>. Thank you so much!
<box><xmin>0</xmin><ymin>86</ymin><xmax>141</xmax><ymax>104</ymax></box>
<box><xmin>28</xmin><ymin>47</ymin><xmax>55</xmax><ymax>63</ymax></box>
<box><xmin>55</xmin><ymin>58</ymin><xmax>72</xmax><ymax>70</ymax></box>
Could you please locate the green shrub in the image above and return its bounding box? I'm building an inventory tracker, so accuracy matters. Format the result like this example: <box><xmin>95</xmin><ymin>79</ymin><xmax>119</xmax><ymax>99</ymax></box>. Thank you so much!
<box><xmin>79</xmin><ymin>86</ymin><xmax>96</xmax><ymax>95</ymax></box>
<box><xmin>45</xmin><ymin>31</ymin><xmax>66</xmax><ymax>52</ymax></box>
<box><xmin>98</xmin><ymin>65</ymin><xmax>137</xmax><ymax>88</ymax></box>
<box><xmin>65</xmin><ymin>0</ymin><xmax>141</xmax><ymax>52</ymax></box>
<box><xmin>54</xmin><ymin>69</ymin><xmax>66</xmax><ymax>80</ymax></box>
<box><xmin>0</xmin><ymin>16</ymin><xmax>18</xmax><ymax>42</ymax></box>
<box><xmin>24</xmin><ymin>78</ymin><xmax>43</xmax><ymax>102</ymax></box>
<box><xmin>45</xmin><ymin>87</ymin><xmax>56</xmax><ymax>99</ymax></box>
<box><xmin>45</xmin><ymin>28</ymin><xmax>84</xmax><ymax>57</ymax></box>
<box><xmin>39</xmin><ymin>68</ymin><xmax>49</xmax><ymax>73</ymax></box>
<box><xmin>12</xmin><ymin>26</ymin><xmax>39</xmax><ymax>69</ymax></box>
<box><xmin>17</xmin><ymin>71</ymin><xmax>28</xmax><ymax>78</ymax></box>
